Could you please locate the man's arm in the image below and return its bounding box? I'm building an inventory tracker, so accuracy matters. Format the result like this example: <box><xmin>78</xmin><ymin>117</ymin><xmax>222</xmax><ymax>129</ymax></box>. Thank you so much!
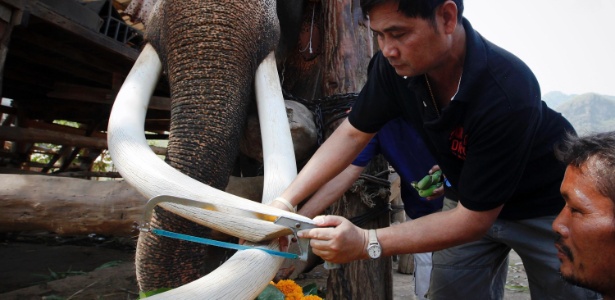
<box><xmin>272</xmin><ymin>119</ymin><xmax>375</xmax><ymax>210</ymax></box>
<box><xmin>298</xmin><ymin>202</ymin><xmax>503</xmax><ymax>263</ymax></box>
<box><xmin>298</xmin><ymin>164</ymin><xmax>365</xmax><ymax>218</ymax></box>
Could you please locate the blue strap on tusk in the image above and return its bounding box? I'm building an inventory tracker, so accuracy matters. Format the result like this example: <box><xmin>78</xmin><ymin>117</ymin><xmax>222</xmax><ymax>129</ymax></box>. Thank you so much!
<box><xmin>151</xmin><ymin>228</ymin><xmax>298</xmax><ymax>260</ymax></box>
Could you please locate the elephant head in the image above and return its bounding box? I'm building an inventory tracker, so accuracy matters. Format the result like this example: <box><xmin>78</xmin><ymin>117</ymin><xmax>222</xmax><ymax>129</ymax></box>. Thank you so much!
<box><xmin>109</xmin><ymin>0</ymin><xmax>311</xmax><ymax>298</ymax></box>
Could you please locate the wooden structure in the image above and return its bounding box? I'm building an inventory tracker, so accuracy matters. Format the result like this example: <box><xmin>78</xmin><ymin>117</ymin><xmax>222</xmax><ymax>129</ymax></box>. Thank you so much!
<box><xmin>0</xmin><ymin>0</ymin><xmax>169</xmax><ymax>177</ymax></box>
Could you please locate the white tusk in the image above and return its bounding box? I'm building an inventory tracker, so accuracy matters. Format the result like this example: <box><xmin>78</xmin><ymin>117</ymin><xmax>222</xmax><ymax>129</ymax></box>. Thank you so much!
<box><xmin>108</xmin><ymin>45</ymin><xmax>302</xmax><ymax>299</ymax></box>
<box><xmin>254</xmin><ymin>51</ymin><xmax>298</xmax><ymax>203</ymax></box>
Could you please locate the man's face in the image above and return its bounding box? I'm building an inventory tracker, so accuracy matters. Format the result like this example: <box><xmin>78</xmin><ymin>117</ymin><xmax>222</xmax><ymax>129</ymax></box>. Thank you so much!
<box><xmin>553</xmin><ymin>161</ymin><xmax>615</xmax><ymax>294</ymax></box>
<box><xmin>369</xmin><ymin>2</ymin><xmax>452</xmax><ymax>77</ymax></box>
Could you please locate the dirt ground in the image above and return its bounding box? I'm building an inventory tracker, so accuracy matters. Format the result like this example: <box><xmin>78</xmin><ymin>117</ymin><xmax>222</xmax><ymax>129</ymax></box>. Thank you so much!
<box><xmin>0</xmin><ymin>232</ymin><xmax>530</xmax><ymax>300</ymax></box>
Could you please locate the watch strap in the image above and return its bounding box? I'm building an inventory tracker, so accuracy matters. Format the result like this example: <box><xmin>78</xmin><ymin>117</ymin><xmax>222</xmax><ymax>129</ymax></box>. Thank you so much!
<box><xmin>368</xmin><ymin>229</ymin><xmax>378</xmax><ymax>244</ymax></box>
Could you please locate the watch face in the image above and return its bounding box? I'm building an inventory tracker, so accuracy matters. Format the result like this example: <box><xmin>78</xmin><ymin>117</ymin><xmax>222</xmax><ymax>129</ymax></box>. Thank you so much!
<box><xmin>367</xmin><ymin>245</ymin><xmax>381</xmax><ymax>259</ymax></box>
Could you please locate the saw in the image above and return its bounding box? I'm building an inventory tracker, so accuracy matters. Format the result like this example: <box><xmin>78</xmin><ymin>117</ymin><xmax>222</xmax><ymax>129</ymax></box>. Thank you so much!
<box><xmin>139</xmin><ymin>195</ymin><xmax>339</xmax><ymax>268</ymax></box>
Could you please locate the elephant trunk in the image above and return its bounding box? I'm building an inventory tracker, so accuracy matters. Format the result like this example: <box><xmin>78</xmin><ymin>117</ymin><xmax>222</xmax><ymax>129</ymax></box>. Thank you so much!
<box><xmin>133</xmin><ymin>0</ymin><xmax>281</xmax><ymax>291</ymax></box>
<box><xmin>154</xmin><ymin>0</ymin><xmax>280</xmax><ymax>187</ymax></box>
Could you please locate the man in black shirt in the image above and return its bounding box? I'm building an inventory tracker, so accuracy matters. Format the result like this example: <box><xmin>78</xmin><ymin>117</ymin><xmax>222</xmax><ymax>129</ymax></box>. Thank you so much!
<box><xmin>272</xmin><ymin>0</ymin><xmax>599</xmax><ymax>298</ymax></box>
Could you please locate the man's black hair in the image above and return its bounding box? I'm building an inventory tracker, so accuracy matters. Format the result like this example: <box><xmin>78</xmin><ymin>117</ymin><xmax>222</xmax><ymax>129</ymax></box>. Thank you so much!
<box><xmin>360</xmin><ymin>0</ymin><xmax>464</xmax><ymax>22</ymax></box>
<box><xmin>555</xmin><ymin>131</ymin><xmax>615</xmax><ymax>202</ymax></box>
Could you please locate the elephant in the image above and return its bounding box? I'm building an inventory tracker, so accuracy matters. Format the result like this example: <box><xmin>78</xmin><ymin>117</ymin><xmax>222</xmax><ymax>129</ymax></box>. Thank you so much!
<box><xmin>110</xmin><ymin>0</ymin><xmax>318</xmax><ymax>297</ymax></box>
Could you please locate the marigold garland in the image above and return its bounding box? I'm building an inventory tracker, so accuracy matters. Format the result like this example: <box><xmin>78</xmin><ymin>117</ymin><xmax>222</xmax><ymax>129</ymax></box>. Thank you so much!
<box><xmin>271</xmin><ymin>279</ymin><xmax>323</xmax><ymax>300</ymax></box>
<box><xmin>274</xmin><ymin>279</ymin><xmax>303</xmax><ymax>295</ymax></box>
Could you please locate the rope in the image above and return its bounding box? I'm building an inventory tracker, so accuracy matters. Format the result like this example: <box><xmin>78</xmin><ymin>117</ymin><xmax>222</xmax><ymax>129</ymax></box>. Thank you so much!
<box><xmin>282</xmin><ymin>90</ymin><xmax>358</xmax><ymax>145</ymax></box>
<box><xmin>299</xmin><ymin>2</ymin><xmax>317</xmax><ymax>55</ymax></box>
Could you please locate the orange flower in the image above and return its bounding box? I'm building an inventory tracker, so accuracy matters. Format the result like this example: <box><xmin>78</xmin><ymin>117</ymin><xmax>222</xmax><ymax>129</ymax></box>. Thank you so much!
<box><xmin>285</xmin><ymin>292</ymin><xmax>304</xmax><ymax>300</ymax></box>
<box><xmin>272</xmin><ymin>279</ymin><xmax>323</xmax><ymax>300</ymax></box>
<box><xmin>274</xmin><ymin>279</ymin><xmax>302</xmax><ymax>296</ymax></box>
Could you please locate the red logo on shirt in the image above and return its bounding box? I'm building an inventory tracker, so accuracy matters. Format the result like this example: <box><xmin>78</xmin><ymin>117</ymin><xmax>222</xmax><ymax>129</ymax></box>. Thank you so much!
<box><xmin>450</xmin><ymin>127</ymin><xmax>468</xmax><ymax>160</ymax></box>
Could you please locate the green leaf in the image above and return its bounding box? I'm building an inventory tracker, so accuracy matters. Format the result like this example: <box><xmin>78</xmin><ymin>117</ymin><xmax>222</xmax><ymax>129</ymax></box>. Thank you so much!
<box><xmin>95</xmin><ymin>260</ymin><xmax>123</xmax><ymax>270</ymax></box>
<box><xmin>303</xmin><ymin>283</ymin><xmax>319</xmax><ymax>296</ymax></box>
<box><xmin>256</xmin><ymin>284</ymin><xmax>285</xmax><ymax>300</ymax></box>
<box><xmin>139</xmin><ymin>287</ymin><xmax>173</xmax><ymax>298</ymax></box>
<box><xmin>48</xmin><ymin>267</ymin><xmax>58</xmax><ymax>279</ymax></box>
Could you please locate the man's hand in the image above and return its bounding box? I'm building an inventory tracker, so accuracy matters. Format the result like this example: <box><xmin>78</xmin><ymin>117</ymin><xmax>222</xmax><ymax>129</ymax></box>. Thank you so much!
<box><xmin>297</xmin><ymin>215</ymin><xmax>369</xmax><ymax>264</ymax></box>
<box><xmin>425</xmin><ymin>165</ymin><xmax>445</xmax><ymax>201</ymax></box>
<box><xmin>266</xmin><ymin>197</ymin><xmax>297</xmax><ymax>251</ymax></box>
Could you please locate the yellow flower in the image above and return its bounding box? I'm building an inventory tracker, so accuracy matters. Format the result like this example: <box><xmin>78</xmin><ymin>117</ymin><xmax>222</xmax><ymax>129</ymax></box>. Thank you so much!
<box><xmin>302</xmin><ymin>295</ymin><xmax>323</xmax><ymax>300</ymax></box>
<box><xmin>275</xmin><ymin>279</ymin><xmax>302</xmax><ymax>296</ymax></box>
<box><xmin>285</xmin><ymin>292</ymin><xmax>304</xmax><ymax>300</ymax></box>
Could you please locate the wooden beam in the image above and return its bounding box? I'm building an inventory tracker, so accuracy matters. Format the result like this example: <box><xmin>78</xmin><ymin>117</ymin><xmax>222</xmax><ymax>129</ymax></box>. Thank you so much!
<box><xmin>53</xmin><ymin>171</ymin><xmax>122</xmax><ymax>178</ymax></box>
<box><xmin>0</xmin><ymin>126</ymin><xmax>168</xmax><ymax>154</ymax></box>
<box><xmin>0</xmin><ymin>174</ymin><xmax>264</xmax><ymax>236</ymax></box>
<box><xmin>23</xmin><ymin>0</ymin><xmax>139</xmax><ymax>61</ymax></box>
<box><xmin>24</xmin><ymin>119</ymin><xmax>93</xmax><ymax>137</ymax></box>
<box><xmin>3</xmin><ymin>57</ymin><xmax>56</xmax><ymax>90</ymax></box>
<box><xmin>0</xmin><ymin>126</ymin><xmax>107</xmax><ymax>148</ymax></box>
<box><xmin>9</xmin><ymin>39</ymin><xmax>112</xmax><ymax>86</ymax></box>
<box><xmin>11</xmin><ymin>26</ymin><xmax>132</xmax><ymax>76</ymax></box>
<box><xmin>30</xmin><ymin>144</ymin><xmax>59</xmax><ymax>155</ymax></box>
<box><xmin>0</xmin><ymin>174</ymin><xmax>146</xmax><ymax>236</ymax></box>
<box><xmin>48</xmin><ymin>82</ymin><xmax>171</xmax><ymax>111</ymax></box>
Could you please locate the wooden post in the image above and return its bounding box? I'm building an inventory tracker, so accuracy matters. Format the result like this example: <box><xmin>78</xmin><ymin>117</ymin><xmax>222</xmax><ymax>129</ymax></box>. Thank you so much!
<box><xmin>0</xmin><ymin>174</ymin><xmax>265</xmax><ymax>236</ymax></box>
<box><xmin>0</xmin><ymin>2</ymin><xmax>20</xmax><ymax>96</ymax></box>
<box><xmin>327</xmin><ymin>155</ymin><xmax>393</xmax><ymax>299</ymax></box>
<box><xmin>320</xmin><ymin>0</ymin><xmax>392</xmax><ymax>299</ymax></box>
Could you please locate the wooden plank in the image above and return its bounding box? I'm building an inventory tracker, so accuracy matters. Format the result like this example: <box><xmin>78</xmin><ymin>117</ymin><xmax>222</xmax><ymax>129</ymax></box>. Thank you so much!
<box><xmin>0</xmin><ymin>0</ymin><xmax>24</xmax><ymax>10</ymax></box>
<box><xmin>2</xmin><ymin>122</ymin><xmax>167</xmax><ymax>155</ymax></box>
<box><xmin>25</xmin><ymin>119</ymin><xmax>85</xmax><ymax>135</ymax></box>
<box><xmin>53</xmin><ymin>171</ymin><xmax>122</xmax><ymax>178</ymax></box>
<box><xmin>0</xmin><ymin>126</ymin><xmax>108</xmax><ymax>148</ymax></box>
<box><xmin>0</xmin><ymin>174</ymin><xmax>146</xmax><ymax>236</ymax></box>
<box><xmin>11</xmin><ymin>27</ymin><xmax>132</xmax><ymax>76</ymax></box>
<box><xmin>3</xmin><ymin>57</ymin><xmax>56</xmax><ymax>90</ymax></box>
<box><xmin>39</xmin><ymin>0</ymin><xmax>104</xmax><ymax>31</ymax></box>
<box><xmin>30</xmin><ymin>144</ymin><xmax>59</xmax><ymax>155</ymax></box>
<box><xmin>47</xmin><ymin>82</ymin><xmax>114</xmax><ymax>104</ymax></box>
<box><xmin>0</xmin><ymin>174</ymin><xmax>265</xmax><ymax>236</ymax></box>
<box><xmin>24</xmin><ymin>119</ymin><xmax>107</xmax><ymax>138</ymax></box>
<box><xmin>23</xmin><ymin>0</ymin><xmax>139</xmax><ymax>61</ymax></box>
<box><xmin>0</xmin><ymin>2</ymin><xmax>17</xmax><ymax>95</ymax></box>
<box><xmin>0</xmin><ymin>3</ymin><xmax>12</xmax><ymax>22</ymax></box>
<box><xmin>47</xmin><ymin>82</ymin><xmax>171</xmax><ymax>111</ymax></box>
<box><xmin>9</xmin><ymin>39</ymin><xmax>111</xmax><ymax>86</ymax></box>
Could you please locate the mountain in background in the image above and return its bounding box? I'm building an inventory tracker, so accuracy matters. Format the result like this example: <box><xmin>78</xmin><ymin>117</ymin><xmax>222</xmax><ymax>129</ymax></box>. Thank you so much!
<box><xmin>543</xmin><ymin>91</ymin><xmax>576</xmax><ymax>108</ymax></box>
<box><xmin>551</xmin><ymin>92</ymin><xmax>615</xmax><ymax>135</ymax></box>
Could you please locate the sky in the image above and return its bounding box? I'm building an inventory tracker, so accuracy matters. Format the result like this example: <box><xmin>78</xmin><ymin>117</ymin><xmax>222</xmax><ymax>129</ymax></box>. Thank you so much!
<box><xmin>463</xmin><ymin>0</ymin><xmax>615</xmax><ymax>97</ymax></box>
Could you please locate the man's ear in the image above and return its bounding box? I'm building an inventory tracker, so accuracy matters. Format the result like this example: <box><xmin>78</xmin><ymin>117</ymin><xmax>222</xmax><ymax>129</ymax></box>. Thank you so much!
<box><xmin>438</xmin><ymin>0</ymin><xmax>459</xmax><ymax>34</ymax></box>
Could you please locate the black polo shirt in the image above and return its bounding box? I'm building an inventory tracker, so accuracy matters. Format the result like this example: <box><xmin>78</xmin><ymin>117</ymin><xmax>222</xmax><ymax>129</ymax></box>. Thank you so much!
<box><xmin>348</xmin><ymin>18</ymin><xmax>575</xmax><ymax>220</ymax></box>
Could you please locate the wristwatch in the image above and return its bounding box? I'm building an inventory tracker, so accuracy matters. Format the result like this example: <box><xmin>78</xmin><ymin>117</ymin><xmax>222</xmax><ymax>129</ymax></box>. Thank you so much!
<box><xmin>366</xmin><ymin>229</ymin><xmax>382</xmax><ymax>259</ymax></box>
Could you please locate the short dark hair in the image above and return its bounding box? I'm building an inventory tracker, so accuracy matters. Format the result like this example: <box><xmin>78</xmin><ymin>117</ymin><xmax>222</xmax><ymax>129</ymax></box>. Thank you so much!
<box><xmin>555</xmin><ymin>131</ymin><xmax>615</xmax><ymax>201</ymax></box>
<box><xmin>360</xmin><ymin>0</ymin><xmax>464</xmax><ymax>22</ymax></box>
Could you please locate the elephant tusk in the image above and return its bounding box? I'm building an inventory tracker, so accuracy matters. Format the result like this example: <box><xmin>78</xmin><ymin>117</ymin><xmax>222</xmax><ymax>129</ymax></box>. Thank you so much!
<box><xmin>108</xmin><ymin>44</ymin><xmax>311</xmax><ymax>240</ymax></box>
<box><xmin>254</xmin><ymin>51</ymin><xmax>298</xmax><ymax>202</ymax></box>
<box><xmin>108</xmin><ymin>45</ymin><xmax>303</xmax><ymax>299</ymax></box>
